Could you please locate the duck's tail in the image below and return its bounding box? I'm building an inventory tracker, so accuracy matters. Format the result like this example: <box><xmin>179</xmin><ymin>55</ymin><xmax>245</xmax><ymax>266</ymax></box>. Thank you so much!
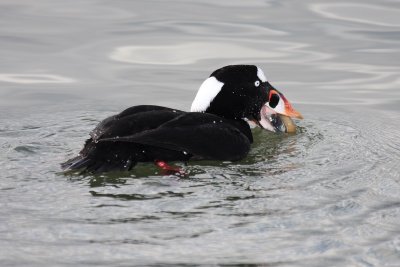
<box><xmin>61</xmin><ymin>154</ymin><xmax>136</xmax><ymax>174</ymax></box>
<box><xmin>61</xmin><ymin>155</ymin><xmax>90</xmax><ymax>171</ymax></box>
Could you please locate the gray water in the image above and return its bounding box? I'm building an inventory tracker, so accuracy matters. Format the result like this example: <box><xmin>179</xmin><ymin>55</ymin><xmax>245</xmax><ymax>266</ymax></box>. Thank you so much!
<box><xmin>1</xmin><ymin>0</ymin><xmax>400</xmax><ymax>266</ymax></box>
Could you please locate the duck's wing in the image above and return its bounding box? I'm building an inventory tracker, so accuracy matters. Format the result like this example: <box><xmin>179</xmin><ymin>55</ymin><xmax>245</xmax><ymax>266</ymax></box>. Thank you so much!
<box><xmin>63</xmin><ymin>106</ymin><xmax>184</xmax><ymax>172</ymax></box>
<box><xmin>100</xmin><ymin>112</ymin><xmax>251</xmax><ymax>161</ymax></box>
<box><xmin>90</xmin><ymin>105</ymin><xmax>182</xmax><ymax>141</ymax></box>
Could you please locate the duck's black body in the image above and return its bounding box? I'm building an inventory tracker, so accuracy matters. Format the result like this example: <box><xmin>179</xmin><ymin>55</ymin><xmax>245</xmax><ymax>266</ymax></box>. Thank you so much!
<box><xmin>62</xmin><ymin>105</ymin><xmax>253</xmax><ymax>173</ymax></box>
<box><xmin>62</xmin><ymin>65</ymin><xmax>302</xmax><ymax>173</ymax></box>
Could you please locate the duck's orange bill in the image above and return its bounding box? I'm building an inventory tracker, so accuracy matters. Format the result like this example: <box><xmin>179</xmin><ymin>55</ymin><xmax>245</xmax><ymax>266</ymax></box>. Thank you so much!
<box><xmin>269</xmin><ymin>89</ymin><xmax>304</xmax><ymax>119</ymax></box>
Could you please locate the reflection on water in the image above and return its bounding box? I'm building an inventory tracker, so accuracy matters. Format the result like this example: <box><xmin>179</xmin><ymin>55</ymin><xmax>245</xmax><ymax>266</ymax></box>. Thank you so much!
<box><xmin>312</xmin><ymin>3</ymin><xmax>400</xmax><ymax>27</ymax></box>
<box><xmin>110</xmin><ymin>40</ymin><xmax>331</xmax><ymax>66</ymax></box>
<box><xmin>0</xmin><ymin>73</ymin><xmax>75</xmax><ymax>84</ymax></box>
<box><xmin>0</xmin><ymin>0</ymin><xmax>400</xmax><ymax>266</ymax></box>
<box><xmin>110</xmin><ymin>42</ymin><xmax>286</xmax><ymax>65</ymax></box>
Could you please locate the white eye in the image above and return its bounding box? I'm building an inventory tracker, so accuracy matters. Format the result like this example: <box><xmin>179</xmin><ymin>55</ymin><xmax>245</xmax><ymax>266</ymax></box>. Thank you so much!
<box><xmin>254</xmin><ymin>80</ymin><xmax>260</xmax><ymax>87</ymax></box>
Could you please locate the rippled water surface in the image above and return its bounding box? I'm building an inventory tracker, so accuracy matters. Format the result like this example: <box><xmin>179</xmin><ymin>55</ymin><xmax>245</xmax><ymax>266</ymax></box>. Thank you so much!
<box><xmin>1</xmin><ymin>0</ymin><xmax>400</xmax><ymax>266</ymax></box>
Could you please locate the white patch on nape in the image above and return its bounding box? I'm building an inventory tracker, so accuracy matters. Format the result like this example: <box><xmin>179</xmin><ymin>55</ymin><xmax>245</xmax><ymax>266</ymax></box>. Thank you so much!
<box><xmin>190</xmin><ymin>76</ymin><xmax>224</xmax><ymax>112</ymax></box>
<box><xmin>257</xmin><ymin>67</ymin><xmax>267</xmax><ymax>82</ymax></box>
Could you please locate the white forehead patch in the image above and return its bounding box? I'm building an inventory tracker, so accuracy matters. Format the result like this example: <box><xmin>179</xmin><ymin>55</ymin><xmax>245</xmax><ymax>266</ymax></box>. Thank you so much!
<box><xmin>257</xmin><ymin>67</ymin><xmax>267</xmax><ymax>82</ymax></box>
<box><xmin>190</xmin><ymin>76</ymin><xmax>224</xmax><ymax>112</ymax></box>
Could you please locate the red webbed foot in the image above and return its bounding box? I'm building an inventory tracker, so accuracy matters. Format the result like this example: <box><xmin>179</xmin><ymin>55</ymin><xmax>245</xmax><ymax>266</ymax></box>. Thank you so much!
<box><xmin>155</xmin><ymin>160</ymin><xmax>186</xmax><ymax>176</ymax></box>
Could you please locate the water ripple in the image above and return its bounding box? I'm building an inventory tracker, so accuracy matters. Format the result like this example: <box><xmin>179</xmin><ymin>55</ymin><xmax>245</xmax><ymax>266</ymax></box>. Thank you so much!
<box><xmin>1</xmin><ymin>0</ymin><xmax>400</xmax><ymax>266</ymax></box>
<box><xmin>110</xmin><ymin>40</ymin><xmax>330</xmax><ymax>65</ymax></box>
<box><xmin>0</xmin><ymin>73</ymin><xmax>75</xmax><ymax>84</ymax></box>
<box><xmin>311</xmin><ymin>3</ymin><xmax>400</xmax><ymax>27</ymax></box>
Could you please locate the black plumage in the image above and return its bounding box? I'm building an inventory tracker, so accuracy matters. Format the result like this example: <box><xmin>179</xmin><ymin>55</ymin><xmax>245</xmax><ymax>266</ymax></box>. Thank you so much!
<box><xmin>62</xmin><ymin>65</ymin><xmax>277</xmax><ymax>173</ymax></box>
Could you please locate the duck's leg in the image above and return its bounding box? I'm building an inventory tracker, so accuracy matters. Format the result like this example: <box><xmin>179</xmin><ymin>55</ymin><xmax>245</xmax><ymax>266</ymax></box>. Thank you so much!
<box><xmin>154</xmin><ymin>160</ymin><xmax>185</xmax><ymax>176</ymax></box>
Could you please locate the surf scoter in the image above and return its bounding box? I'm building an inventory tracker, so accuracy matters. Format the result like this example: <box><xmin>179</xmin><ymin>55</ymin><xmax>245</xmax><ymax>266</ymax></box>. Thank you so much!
<box><xmin>62</xmin><ymin>65</ymin><xmax>302</xmax><ymax>173</ymax></box>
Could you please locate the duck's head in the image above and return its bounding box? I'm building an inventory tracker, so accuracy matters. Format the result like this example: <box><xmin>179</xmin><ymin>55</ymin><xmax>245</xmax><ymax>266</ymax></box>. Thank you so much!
<box><xmin>191</xmin><ymin>65</ymin><xmax>303</xmax><ymax>132</ymax></box>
